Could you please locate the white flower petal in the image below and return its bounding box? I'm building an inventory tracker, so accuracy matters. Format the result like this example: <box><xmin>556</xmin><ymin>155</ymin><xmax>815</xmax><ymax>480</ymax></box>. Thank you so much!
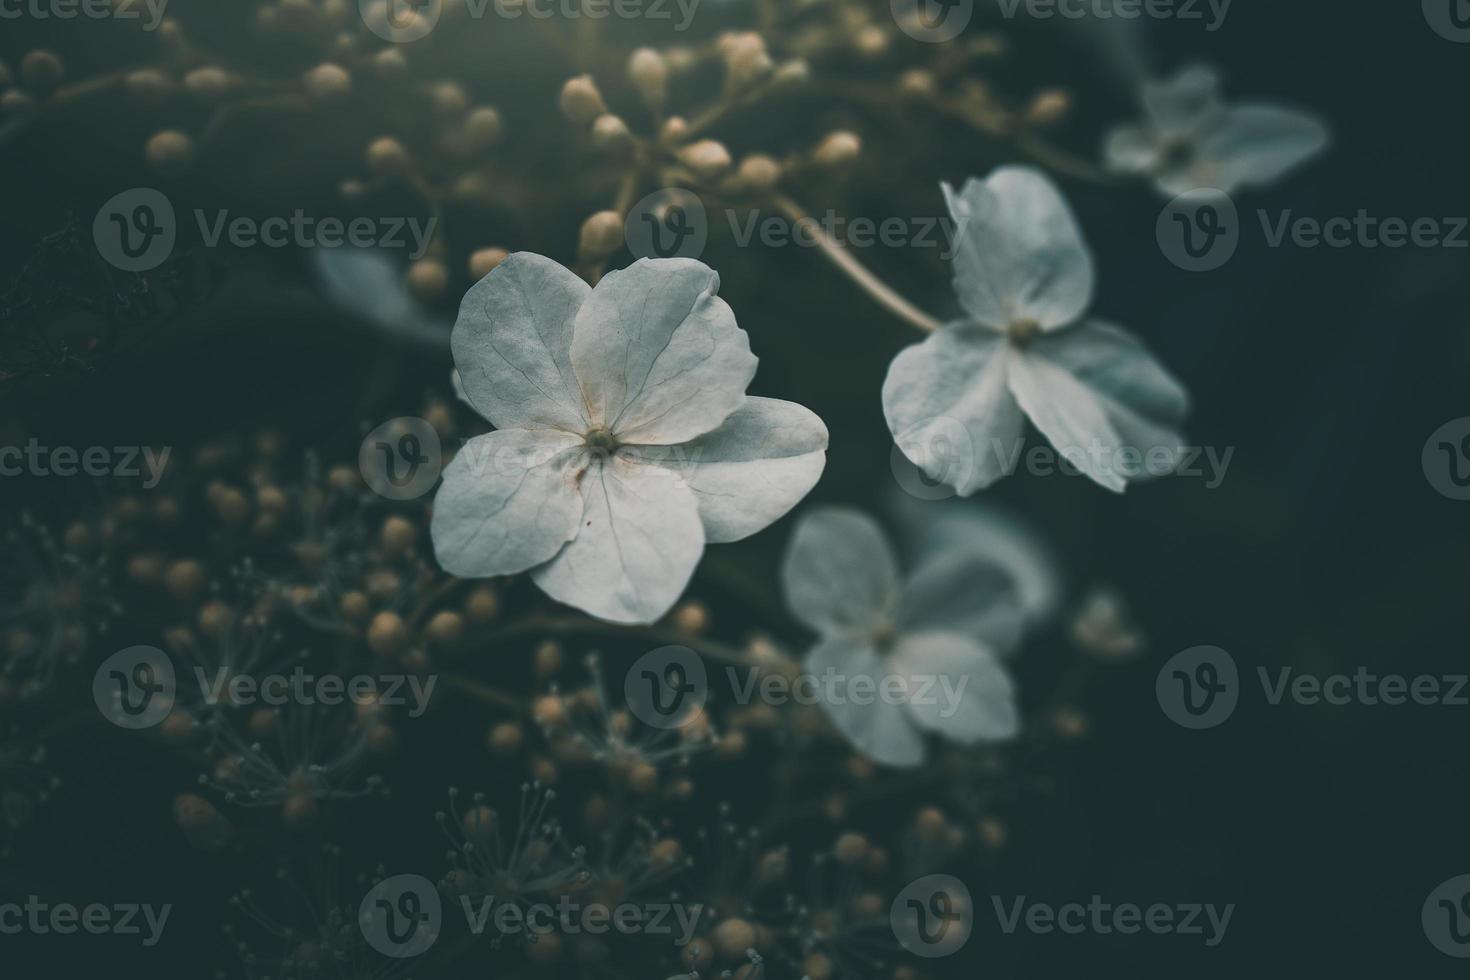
<box><xmin>804</xmin><ymin>636</ymin><xmax>925</xmax><ymax>768</ymax></box>
<box><xmin>623</xmin><ymin>397</ymin><xmax>828</xmax><ymax>543</ymax></box>
<box><xmin>883</xmin><ymin>324</ymin><xmax>1025</xmax><ymax>495</ymax></box>
<box><xmin>570</xmin><ymin>258</ymin><xmax>757</xmax><ymax>444</ymax></box>
<box><xmin>1101</xmin><ymin>121</ymin><xmax>1164</xmax><ymax>177</ymax></box>
<box><xmin>530</xmin><ymin>454</ymin><xmax>704</xmax><ymax>624</ymax></box>
<box><xmin>1028</xmin><ymin>319</ymin><xmax>1190</xmax><ymax>479</ymax></box>
<box><xmin>315</xmin><ymin>249</ymin><xmax>450</xmax><ymax>347</ymax></box>
<box><xmin>1193</xmin><ymin>104</ymin><xmax>1330</xmax><ymax>193</ymax></box>
<box><xmin>1143</xmin><ymin>63</ymin><xmax>1224</xmax><ymax>138</ymax></box>
<box><xmin>942</xmin><ymin>167</ymin><xmax>1095</xmax><ymax>331</ymax></box>
<box><xmin>898</xmin><ymin>550</ymin><xmax>1025</xmax><ymax>656</ymax></box>
<box><xmin>430</xmin><ymin>428</ymin><xmax>586</xmax><ymax>578</ymax></box>
<box><xmin>780</xmin><ymin>507</ymin><xmax>899</xmax><ymax>636</ymax></box>
<box><xmin>889</xmin><ymin>494</ymin><xmax>1064</xmax><ymax>627</ymax></box>
<box><xmin>890</xmin><ymin>631</ymin><xmax>1019</xmax><ymax>743</ymax></box>
<box><xmin>452</xmin><ymin>252</ymin><xmax>591</xmax><ymax>432</ymax></box>
<box><xmin>1007</xmin><ymin>347</ymin><xmax>1127</xmax><ymax>493</ymax></box>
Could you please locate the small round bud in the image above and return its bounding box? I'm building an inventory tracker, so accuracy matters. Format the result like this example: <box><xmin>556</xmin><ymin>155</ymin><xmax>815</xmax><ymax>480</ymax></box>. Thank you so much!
<box><xmin>173</xmin><ymin>793</ymin><xmax>233</xmax><ymax>851</ymax></box>
<box><xmin>379</xmin><ymin>515</ymin><xmax>418</xmax><ymax>555</ymax></box>
<box><xmin>659</xmin><ymin>115</ymin><xmax>689</xmax><ymax>144</ymax></box>
<box><xmin>20</xmin><ymin>50</ymin><xmax>65</xmax><ymax>92</ymax></box>
<box><xmin>734</xmin><ymin>154</ymin><xmax>782</xmax><ymax>193</ymax></box>
<box><xmin>712</xmin><ymin>917</ymin><xmax>757</xmax><ymax>959</ymax></box>
<box><xmin>373</xmin><ymin>48</ymin><xmax>409</xmax><ymax>78</ymax></box>
<box><xmin>366</xmin><ymin>136</ymin><xmax>412</xmax><ymax>178</ymax></box>
<box><xmin>128</xmin><ymin>554</ymin><xmax>164</xmax><ymax>583</ymax></box>
<box><xmin>671</xmin><ymin>600</ymin><xmax>709</xmax><ymax>634</ymax></box>
<box><xmin>339</xmin><ymin>590</ymin><xmax>372</xmax><ymax>623</ymax></box>
<box><xmin>678</xmin><ymin>139</ymin><xmax>732</xmax><ymax>181</ymax></box>
<box><xmin>578</xmin><ymin>210</ymin><xmax>624</xmax><ymax>258</ymax></box>
<box><xmin>852</xmin><ymin>25</ymin><xmax>889</xmax><ymax>57</ymax></box>
<box><xmin>589</xmin><ymin>113</ymin><xmax>633</xmax><ymax>153</ymax></box>
<box><xmin>773</xmin><ymin>59</ymin><xmax>809</xmax><ymax>87</ymax></box>
<box><xmin>487</xmin><ymin>721</ymin><xmax>523</xmax><ymax>756</ymax></box>
<box><xmin>833</xmin><ymin>831</ymin><xmax>870</xmax><ymax>866</ymax></box>
<box><xmin>558</xmin><ymin>75</ymin><xmax>606</xmax><ymax>126</ymax></box>
<box><xmin>534</xmin><ymin>640</ymin><xmax>562</xmax><ymax>677</ymax></box>
<box><xmin>721</xmin><ymin>33</ymin><xmax>771</xmax><ymax>88</ymax></box>
<box><xmin>899</xmin><ymin>68</ymin><xmax>937</xmax><ymax>99</ymax></box>
<box><xmin>625</xmin><ymin>760</ymin><xmax>658</xmax><ymax>794</ymax></box>
<box><xmin>208</xmin><ymin>484</ymin><xmax>251</xmax><ymax>526</ymax></box>
<box><xmin>406</xmin><ymin>259</ymin><xmax>448</xmax><ymax>303</ymax></box>
<box><xmin>813</xmin><ymin>131</ymin><xmax>861</xmax><ymax>169</ymax></box>
<box><xmin>165</xmin><ymin>559</ymin><xmax>207</xmax><ymax>601</ymax></box>
<box><xmin>532</xmin><ymin>695</ymin><xmax>568</xmax><ymax>728</ymax></box>
<box><xmin>803</xmin><ymin>953</ymin><xmax>835</xmax><ymax>980</ymax></box>
<box><xmin>304</xmin><ymin>63</ymin><xmax>351</xmax><ymax>102</ymax></box>
<box><xmin>429</xmin><ymin>81</ymin><xmax>468</xmax><ymax>116</ymax></box>
<box><xmin>183</xmin><ymin>66</ymin><xmax>234</xmax><ymax>100</ymax></box>
<box><xmin>627</xmin><ymin>48</ymin><xmax>667</xmax><ymax>108</ymax></box>
<box><xmin>125</xmin><ymin>68</ymin><xmax>175</xmax><ymax>100</ymax></box>
<box><xmin>682</xmin><ymin>940</ymin><xmax>713</xmax><ymax>970</ymax></box>
<box><xmin>463</xmin><ymin>585</ymin><xmax>500</xmax><ymax>622</ymax></box>
<box><xmin>146</xmin><ymin>130</ymin><xmax>195</xmax><ymax>178</ymax></box>
<box><xmin>461</xmin><ymin>106</ymin><xmax>502</xmax><ymax>152</ymax></box>
<box><xmin>367</xmin><ymin>611</ymin><xmax>409</xmax><ymax>657</ymax></box>
<box><xmin>468</xmin><ymin>247</ymin><xmax>509</xmax><ymax>280</ymax></box>
<box><xmin>62</xmin><ymin>522</ymin><xmax>94</xmax><ymax>555</ymax></box>
<box><xmin>426</xmin><ymin>610</ymin><xmax>464</xmax><ymax>646</ymax></box>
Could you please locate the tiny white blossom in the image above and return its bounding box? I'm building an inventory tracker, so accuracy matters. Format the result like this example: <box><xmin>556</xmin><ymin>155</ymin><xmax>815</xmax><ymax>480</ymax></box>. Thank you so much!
<box><xmin>883</xmin><ymin>165</ymin><xmax>1190</xmax><ymax>494</ymax></box>
<box><xmin>780</xmin><ymin>507</ymin><xmax>1024</xmax><ymax>768</ymax></box>
<box><xmin>433</xmin><ymin>253</ymin><xmax>828</xmax><ymax>625</ymax></box>
<box><xmin>1103</xmin><ymin>63</ymin><xmax>1329</xmax><ymax>196</ymax></box>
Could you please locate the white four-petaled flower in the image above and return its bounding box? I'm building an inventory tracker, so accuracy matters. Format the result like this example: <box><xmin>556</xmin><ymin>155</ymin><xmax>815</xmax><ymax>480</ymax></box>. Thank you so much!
<box><xmin>433</xmin><ymin>253</ymin><xmax>828</xmax><ymax>624</ymax></box>
<box><xmin>781</xmin><ymin>507</ymin><xmax>1024</xmax><ymax>768</ymax></box>
<box><xmin>1103</xmin><ymin>63</ymin><xmax>1330</xmax><ymax>197</ymax></box>
<box><xmin>883</xmin><ymin>165</ymin><xmax>1191</xmax><ymax>494</ymax></box>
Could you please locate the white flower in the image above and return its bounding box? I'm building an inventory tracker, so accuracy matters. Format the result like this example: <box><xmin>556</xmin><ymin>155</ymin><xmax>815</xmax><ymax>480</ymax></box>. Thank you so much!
<box><xmin>433</xmin><ymin>253</ymin><xmax>828</xmax><ymax>625</ymax></box>
<box><xmin>1103</xmin><ymin>63</ymin><xmax>1329</xmax><ymax>196</ymax></box>
<box><xmin>780</xmin><ymin>506</ymin><xmax>1023</xmax><ymax>768</ymax></box>
<box><xmin>883</xmin><ymin>165</ymin><xmax>1190</xmax><ymax>495</ymax></box>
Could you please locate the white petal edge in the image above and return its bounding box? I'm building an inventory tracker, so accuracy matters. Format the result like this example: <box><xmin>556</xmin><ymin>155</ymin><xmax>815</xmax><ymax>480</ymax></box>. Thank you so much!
<box><xmin>898</xmin><ymin>549</ymin><xmax>1026</xmax><ymax>657</ymax></box>
<box><xmin>431</xmin><ymin>428</ymin><xmax>586</xmax><ymax>578</ymax></box>
<box><xmin>804</xmin><ymin>636</ymin><xmax>926</xmax><ymax>768</ymax></box>
<box><xmin>622</xmin><ymin>396</ymin><xmax>828</xmax><ymax>543</ymax></box>
<box><xmin>780</xmin><ymin>507</ymin><xmax>899</xmax><ymax>636</ymax></box>
<box><xmin>530</xmin><ymin>453</ymin><xmax>705</xmax><ymax>625</ymax></box>
<box><xmin>1007</xmin><ymin>348</ymin><xmax>1128</xmax><ymax>493</ymax></box>
<box><xmin>570</xmin><ymin>258</ymin><xmax>757</xmax><ymax>445</ymax></box>
<box><xmin>452</xmin><ymin>252</ymin><xmax>591</xmax><ymax>432</ymax></box>
<box><xmin>889</xmin><ymin>631</ymin><xmax>1019</xmax><ymax>743</ymax></box>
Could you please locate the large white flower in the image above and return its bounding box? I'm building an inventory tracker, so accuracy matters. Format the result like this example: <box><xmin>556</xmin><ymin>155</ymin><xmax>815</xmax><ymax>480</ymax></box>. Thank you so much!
<box><xmin>884</xmin><ymin>166</ymin><xmax>1190</xmax><ymax>495</ymax></box>
<box><xmin>780</xmin><ymin>507</ymin><xmax>1024</xmax><ymax>768</ymax></box>
<box><xmin>433</xmin><ymin>253</ymin><xmax>828</xmax><ymax>625</ymax></box>
<box><xmin>1103</xmin><ymin>63</ymin><xmax>1330</xmax><ymax>197</ymax></box>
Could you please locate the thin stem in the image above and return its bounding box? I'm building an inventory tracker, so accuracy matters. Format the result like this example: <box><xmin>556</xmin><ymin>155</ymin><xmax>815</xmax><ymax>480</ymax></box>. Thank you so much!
<box><xmin>767</xmin><ymin>194</ymin><xmax>942</xmax><ymax>334</ymax></box>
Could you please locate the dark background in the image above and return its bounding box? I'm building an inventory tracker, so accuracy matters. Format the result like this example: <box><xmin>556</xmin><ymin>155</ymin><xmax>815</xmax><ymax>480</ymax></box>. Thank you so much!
<box><xmin>2</xmin><ymin>0</ymin><xmax>1467</xmax><ymax>976</ymax></box>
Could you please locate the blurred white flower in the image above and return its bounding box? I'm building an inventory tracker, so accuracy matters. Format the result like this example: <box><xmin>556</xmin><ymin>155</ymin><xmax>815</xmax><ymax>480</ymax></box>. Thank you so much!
<box><xmin>1103</xmin><ymin>63</ymin><xmax>1330</xmax><ymax>196</ymax></box>
<box><xmin>883</xmin><ymin>166</ymin><xmax>1190</xmax><ymax>494</ymax></box>
<box><xmin>433</xmin><ymin>253</ymin><xmax>828</xmax><ymax>625</ymax></box>
<box><xmin>889</xmin><ymin>493</ymin><xmax>1063</xmax><ymax>627</ymax></box>
<box><xmin>780</xmin><ymin>507</ymin><xmax>1023</xmax><ymax>768</ymax></box>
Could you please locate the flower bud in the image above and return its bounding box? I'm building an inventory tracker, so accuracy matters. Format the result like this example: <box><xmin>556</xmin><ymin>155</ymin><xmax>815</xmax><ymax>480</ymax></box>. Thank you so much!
<box><xmin>734</xmin><ymin>154</ymin><xmax>782</xmax><ymax>193</ymax></box>
<box><xmin>20</xmin><ymin>50</ymin><xmax>65</xmax><ymax>92</ymax></box>
<box><xmin>125</xmin><ymin>68</ymin><xmax>175</xmax><ymax>101</ymax></box>
<box><xmin>426</xmin><ymin>610</ymin><xmax>464</xmax><ymax>646</ymax></box>
<box><xmin>379</xmin><ymin>514</ymin><xmax>418</xmax><ymax>554</ymax></box>
<box><xmin>1025</xmin><ymin>88</ymin><xmax>1072</xmax><ymax>127</ymax></box>
<box><xmin>461</xmin><ymin>106</ymin><xmax>502</xmax><ymax>152</ymax></box>
<box><xmin>627</xmin><ymin>48</ymin><xmax>667</xmax><ymax>109</ymax></box>
<box><xmin>146</xmin><ymin>130</ymin><xmax>195</xmax><ymax>177</ymax></box>
<box><xmin>558</xmin><ymin>74</ymin><xmax>606</xmax><ymax>126</ymax></box>
<box><xmin>578</xmin><ymin>210</ymin><xmax>624</xmax><ymax>258</ymax></box>
<box><xmin>367</xmin><ymin>611</ymin><xmax>409</xmax><ymax>657</ymax></box>
<box><xmin>406</xmin><ymin>259</ymin><xmax>448</xmax><ymax>302</ymax></box>
<box><xmin>853</xmin><ymin>25</ymin><xmax>889</xmax><ymax>56</ymax></box>
<box><xmin>183</xmin><ymin>66</ymin><xmax>234</xmax><ymax>100</ymax></box>
<box><xmin>659</xmin><ymin>115</ymin><xmax>689</xmax><ymax>145</ymax></box>
<box><xmin>772</xmin><ymin>59</ymin><xmax>809</xmax><ymax>87</ymax></box>
<box><xmin>679</xmin><ymin>139</ymin><xmax>732</xmax><ymax>181</ymax></box>
<box><xmin>812</xmin><ymin>130</ymin><xmax>860</xmax><ymax>169</ymax></box>
<box><xmin>712</xmin><ymin>917</ymin><xmax>757</xmax><ymax>959</ymax></box>
<box><xmin>899</xmin><ymin>68</ymin><xmax>937</xmax><ymax>99</ymax></box>
<box><xmin>165</xmin><ymin>559</ymin><xmax>207</xmax><ymax>601</ymax></box>
<box><xmin>590</xmin><ymin>113</ymin><xmax>633</xmax><ymax>153</ymax></box>
<box><xmin>721</xmin><ymin>32</ymin><xmax>771</xmax><ymax>88</ymax></box>
<box><xmin>304</xmin><ymin>63</ymin><xmax>351</xmax><ymax>102</ymax></box>
<box><xmin>373</xmin><ymin>48</ymin><xmax>409</xmax><ymax>78</ymax></box>
<box><xmin>430</xmin><ymin>81</ymin><xmax>469</xmax><ymax>116</ymax></box>
<box><xmin>468</xmin><ymin>247</ymin><xmax>508</xmax><ymax>280</ymax></box>
<box><xmin>366</xmin><ymin>136</ymin><xmax>412</xmax><ymax>177</ymax></box>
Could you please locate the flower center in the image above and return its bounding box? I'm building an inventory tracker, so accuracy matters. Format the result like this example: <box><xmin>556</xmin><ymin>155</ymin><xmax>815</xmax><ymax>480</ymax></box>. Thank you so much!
<box><xmin>583</xmin><ymin>427</ymin><xmax>619</xmax><ymax>459</ymax></box>
<box><xmin>1007</xmin><ymin>318</ymin><xmax>1041</xmax><ymax>348</ymax></box>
